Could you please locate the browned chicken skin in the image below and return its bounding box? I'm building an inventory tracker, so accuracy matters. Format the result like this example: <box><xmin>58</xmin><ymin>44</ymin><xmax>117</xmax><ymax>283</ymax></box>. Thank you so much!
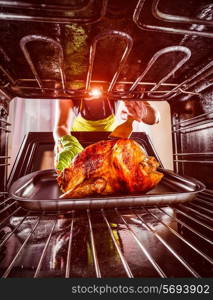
<box><xmin>57</xmin><ymin>139</ymin><xmax>163</xmax><ymax>199</ymax></box>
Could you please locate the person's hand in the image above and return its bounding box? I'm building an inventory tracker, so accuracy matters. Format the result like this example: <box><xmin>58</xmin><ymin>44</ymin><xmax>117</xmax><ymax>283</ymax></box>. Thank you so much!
<box><xmin>123</xmin><ymin>100</ymin><xmax>160</xmax><ymax>125</ymax></box>
<box><xmin>124</xmin><ymin>100</ymin><xmax>148</xmax><ymax>122</ymax></box>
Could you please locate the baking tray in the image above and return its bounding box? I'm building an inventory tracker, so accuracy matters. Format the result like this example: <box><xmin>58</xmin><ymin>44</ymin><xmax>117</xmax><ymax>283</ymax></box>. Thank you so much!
<box><xmin>9</xmin><ymin>168</ymin><xmax>205</xmax><ymax>212</ymax></box>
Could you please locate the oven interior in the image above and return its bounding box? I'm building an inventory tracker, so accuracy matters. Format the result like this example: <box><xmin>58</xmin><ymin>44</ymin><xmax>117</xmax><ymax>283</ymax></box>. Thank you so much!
<box><xmin>0</xmin><ymin>0</ymin><xmax>213</xmax><ymax>278</ymax></box>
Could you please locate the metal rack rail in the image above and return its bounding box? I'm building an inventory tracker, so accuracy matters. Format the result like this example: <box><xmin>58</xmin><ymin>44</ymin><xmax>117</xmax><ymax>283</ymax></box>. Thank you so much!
<box><xmin>0</xmin><ymin>117</ymin><xmax>11</xmax><ymax>197</ymax></box>
<box><xmin>172</xmin><ymin>110</ymin><xmax>213</xmax><ymax>128</ymax></box>
<box><xmin>172</xmin><ymin>109</ymin><xmax>213</xmax><ymax>170</ymax></box>
<box><xmin>0</xmin><ymin>65</ymin><xmax>15</xmax><ymax>86</ymax></box>
<box><xmin>0</xmin><ymin>192</ymin><xmax>212</xmax><ymax>278</ymax></box>
<box><xmin>167</xmin><ymin>61</ymin><xmax>213</xmax><ymax>100</ymax></box>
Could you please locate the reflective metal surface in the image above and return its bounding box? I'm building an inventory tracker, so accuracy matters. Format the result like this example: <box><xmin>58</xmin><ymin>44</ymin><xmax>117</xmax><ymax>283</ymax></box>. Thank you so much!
<box><xmin>0</xmin><ymin>196</ymin><xmax>212</xmax><ymax>278</ymax></box>
<box><xmin>9</xmin><ymin>168</ymin><xmax>205</xmax><ymax>212</ymax></box>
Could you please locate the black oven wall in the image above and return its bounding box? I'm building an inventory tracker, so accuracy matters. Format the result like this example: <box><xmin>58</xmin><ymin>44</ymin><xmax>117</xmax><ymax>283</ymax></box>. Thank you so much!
<box><xmin>171</xmin><ymin>82</ymin><xmax>213</xmax><ymax>190</ymax></box>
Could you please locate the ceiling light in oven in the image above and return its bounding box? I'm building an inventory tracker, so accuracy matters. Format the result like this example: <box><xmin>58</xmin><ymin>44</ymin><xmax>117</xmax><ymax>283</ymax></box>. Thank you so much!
<box><xmin>88</xmin><ymin>88</ymin><xmax>103</xmax><ymax>98</ymax></box>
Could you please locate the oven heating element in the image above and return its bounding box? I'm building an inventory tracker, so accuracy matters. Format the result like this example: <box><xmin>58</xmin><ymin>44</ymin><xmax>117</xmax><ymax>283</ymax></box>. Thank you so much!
<box><xmin>1</xmin><ymin>32</ymin><xmax>212</xmax><ymax>101</ymax></box>
<box><xmin>134</xmin><ymin>0</ymin><xmax>213</xmax><ymax>38</ymax></box>
<box><xmin>0</xmin><ymin>0</ymin><xmax>109</xmax><ymax>24</ymax></box>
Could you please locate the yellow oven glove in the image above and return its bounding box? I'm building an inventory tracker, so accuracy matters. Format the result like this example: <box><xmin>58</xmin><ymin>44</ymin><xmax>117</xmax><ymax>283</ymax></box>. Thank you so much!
<box><xmin>55</xmin><ymin>135</ymin><xmax>84</xmax><ymax>172</ymax></box>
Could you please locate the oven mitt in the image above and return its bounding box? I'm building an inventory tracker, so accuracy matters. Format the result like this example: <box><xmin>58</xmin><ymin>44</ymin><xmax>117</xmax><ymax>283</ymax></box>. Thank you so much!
<box><xmin>55</xmin><ymin>135</ymin><xmax>84</xmax><ymax>172</ymax></box>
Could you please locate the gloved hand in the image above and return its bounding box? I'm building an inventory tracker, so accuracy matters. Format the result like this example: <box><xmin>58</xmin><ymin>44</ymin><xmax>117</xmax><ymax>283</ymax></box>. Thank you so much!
<box><xmin>54</xmin><ymin>135</ymin><xmax>84</xmax><ymax>172</ymax></box>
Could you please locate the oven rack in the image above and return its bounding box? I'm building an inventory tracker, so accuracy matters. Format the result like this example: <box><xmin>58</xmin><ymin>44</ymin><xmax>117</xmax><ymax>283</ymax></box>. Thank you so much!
<box><xmin>1</xmin><ymin>31</ymin><xmax>212</xmax><ymax>102</ymax></box>
<box><xmin>0</xmin><ymin>190</ymin><xmax>212</xmax><ymax>278</ymax></box>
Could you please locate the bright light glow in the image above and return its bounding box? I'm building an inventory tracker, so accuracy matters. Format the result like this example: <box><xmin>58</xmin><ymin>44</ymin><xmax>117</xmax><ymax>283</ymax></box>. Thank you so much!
<box><xmin>88</xmin><ymin>88</ymin><xmax>102</xmax><ymax>98</ymax></box>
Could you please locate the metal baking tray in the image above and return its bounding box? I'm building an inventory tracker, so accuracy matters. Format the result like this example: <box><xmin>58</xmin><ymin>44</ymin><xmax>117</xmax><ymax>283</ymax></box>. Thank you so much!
<box><xmin>9</xmin><ymin>168</ymin><xmax>205</xmax><ymax>212</ymax></box>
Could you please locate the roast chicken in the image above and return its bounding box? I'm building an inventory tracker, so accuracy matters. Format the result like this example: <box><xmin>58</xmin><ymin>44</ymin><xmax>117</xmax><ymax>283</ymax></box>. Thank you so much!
<box><xmin>57</xmin><ymin>139</ymin><xmax>163</xmax><ymax>198</ymax></box>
